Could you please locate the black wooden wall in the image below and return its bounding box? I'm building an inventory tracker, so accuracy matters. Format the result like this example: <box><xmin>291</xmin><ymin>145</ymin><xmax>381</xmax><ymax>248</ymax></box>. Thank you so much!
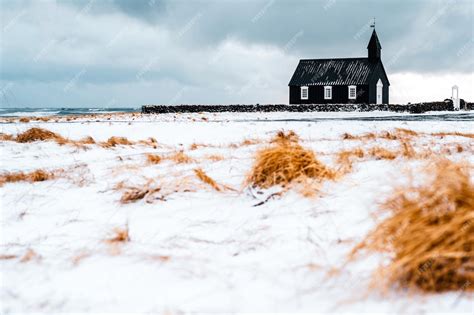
<box><xmin>289</xmin><ymin>85</ymin><xmax>369</xmax><ymax>104</ymax></box>
<box><xmin>367</xmin><ymin>63</ymin><xmax>390</xmax><ymax>104</ymax></box>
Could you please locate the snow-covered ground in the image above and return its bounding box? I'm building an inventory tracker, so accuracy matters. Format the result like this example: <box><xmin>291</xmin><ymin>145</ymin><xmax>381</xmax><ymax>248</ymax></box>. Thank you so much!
<box><xmin>1</xmin><ymin>112</ymin><xmax>473</xmax><ymax>313</ymax></box>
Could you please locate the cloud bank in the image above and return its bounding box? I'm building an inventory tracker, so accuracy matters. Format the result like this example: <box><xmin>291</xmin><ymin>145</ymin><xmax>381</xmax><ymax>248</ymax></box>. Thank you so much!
<box><xmin>0</xmin><ymin>0</ymin><xmax>473</xmax><ymax>107</ymax></box>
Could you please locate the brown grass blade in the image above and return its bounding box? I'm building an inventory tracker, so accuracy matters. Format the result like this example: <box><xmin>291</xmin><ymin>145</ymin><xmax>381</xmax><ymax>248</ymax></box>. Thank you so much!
<box><xmin>194</xmin><ymin>168</ymin><xmax>221</xmax><ymax>191</ymax></box>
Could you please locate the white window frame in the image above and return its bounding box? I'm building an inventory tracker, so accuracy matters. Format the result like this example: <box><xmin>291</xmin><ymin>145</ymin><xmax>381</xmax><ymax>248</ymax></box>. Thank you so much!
<box><xmin>324</xmin><ymin>86</ymin><xmax>332</xmax><ymax>100</ymax></box>
<box><xmin>348</xmin><ymin>85</ymin><xmax>357</xmax><ymax>100</ymax></box>
<box><xmin>300</xmin><ymin>86</ymin><xmax>308</xmax><ymax>100</ymax></box>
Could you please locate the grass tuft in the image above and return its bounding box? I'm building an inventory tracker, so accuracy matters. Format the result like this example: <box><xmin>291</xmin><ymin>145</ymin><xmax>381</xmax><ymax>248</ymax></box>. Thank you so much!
<box><xmin>15</xmin><ymin>128</ymin><xmax>65</xmax><ymax>143</ymax></box>
<box><xmin>351</xmin><ymin>159</ymin><xmax>474</xmax><ymax>293</ymax></box>
<box><xmin>77</xmin><ymin>136</ymin><xmax>96</xmax><ymax>145</ymax></box>
<box><xmin>247</xmin><ymin>131</ymin><xmax>336</xmax><ymax>189</ymax></box>
<box><xmin>336</xmin><ymin>148</ymin><xmax>365</xmax><ymax>172</ymax></box>
<box><xmin>0</xmin><ymin>133</ymin><xmax>14</xmax><ymax>141</ymax></box>
<box><xmin>120</xmin><ymin>187</ymin><xmax>151</xmax><ymax>204</ymax></box>
<box><xmin>0</xmin><ymin>169</ymin><xmax>54</xmax><ymax>186</ymax></box>
<box><xmin>206</xmin><ymin>154</ymin><xmax>224</xmax><ymax>161</ymax></box>
<box><xmin>106</xmin><ymin>226</ymin><xmax>130</xmax><ymax>243</ymax></box>
<box><xmin>20</xmin><ymin>249</ymin><xmax>40</xmax><ymax>263</ymax></box>
<box><xmin>169</xmin><ymin>151</ymin><xmax>193</xmax><ymax>164</ymax></box>
<box><xmin>101</xmin><ymin>136</ymin><xmax>133</xmax><ymax>148</ymax></box>
<box><xmin>368</xmin><ymin>147</ymin><xmax>397</xmax><ymax>160</ymax></box>
<box><xmin>271</xmin><ymin>130</ymin><xmax>299</xmax><ymax>144</ymax></box>
<box><xmin>146</xmin><ymin>154</ymin><xmax>162</xmax><ymax>164</ymax></box>
<box><xmin>342</xmin><ymin>129</ymin><xmax>419</xmax><ymax>141</ymax></box>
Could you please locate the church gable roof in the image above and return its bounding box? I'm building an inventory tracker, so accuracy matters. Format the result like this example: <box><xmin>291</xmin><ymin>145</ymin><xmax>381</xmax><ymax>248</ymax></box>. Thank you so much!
<box><xmin>288</xmin><ymin>57</ymin><xmax>378</xmax><ymax>86</ymax></box>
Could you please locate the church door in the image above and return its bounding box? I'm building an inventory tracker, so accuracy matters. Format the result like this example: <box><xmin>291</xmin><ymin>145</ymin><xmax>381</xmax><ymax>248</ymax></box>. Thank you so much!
<box><xmin>376</xmin><ymin>79</ymin><xmax>383</xmax><ymax>104</ymax></box>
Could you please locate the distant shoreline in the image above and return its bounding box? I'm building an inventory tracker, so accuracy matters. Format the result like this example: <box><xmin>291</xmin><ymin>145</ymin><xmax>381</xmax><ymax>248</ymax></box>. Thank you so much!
<box><xmin>0</xmin><ymin>107</ymin><xmax>139</xmax><ymax>117</ymax></box>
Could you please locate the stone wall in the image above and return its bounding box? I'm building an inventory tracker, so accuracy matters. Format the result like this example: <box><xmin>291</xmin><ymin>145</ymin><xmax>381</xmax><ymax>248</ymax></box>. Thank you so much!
<box><xmin>142</xmin><ymin>101</ymin><xmax>471</xmax><ymax>114</ymax></box>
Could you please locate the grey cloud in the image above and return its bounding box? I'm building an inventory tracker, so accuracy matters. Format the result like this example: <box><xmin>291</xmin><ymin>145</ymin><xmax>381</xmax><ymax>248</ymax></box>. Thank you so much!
<box><xmin>63</xmin><ymin>0</ymin><xmax>169</xmax><ymax>22</ymax></box>
<box><xmin>103</xmin><ymin>0</ymin><xmax>473</xmax><ymax>72</ymax></box>
<box><xmin>0</xmin><ymin>0</ymin><xmax>472</xmax><ymax>107</ymax></box>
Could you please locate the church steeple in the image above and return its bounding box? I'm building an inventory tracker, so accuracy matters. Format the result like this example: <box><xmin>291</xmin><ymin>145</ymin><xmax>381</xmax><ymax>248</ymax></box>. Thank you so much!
<box><xmin>367</xmin><ymin>29</ymin><xmax>381</xmax><ymax>63</ymax></box>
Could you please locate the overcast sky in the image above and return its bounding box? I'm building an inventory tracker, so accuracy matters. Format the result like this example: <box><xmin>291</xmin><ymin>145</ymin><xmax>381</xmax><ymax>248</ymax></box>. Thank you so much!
<box><xmin>0</xmin><ymin>0</ymin><xmax>473</xmax><ymax>107</ymax></box>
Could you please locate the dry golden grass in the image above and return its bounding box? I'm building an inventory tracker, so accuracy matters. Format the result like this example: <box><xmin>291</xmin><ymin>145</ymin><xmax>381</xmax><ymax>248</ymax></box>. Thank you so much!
<box><xmin>335</xmin><ymin>143</ymin><xmax>424</xmax><ymax>171</ymax></box>
<box><xmin>5</xmin><ymin>127</ymin><xmax>160</xmax><ymax>148</ymax></box>
<box><xmin>101</xmin><ymin>136</ymin><xmax>133</xmax><ymax>148</ymax></box>
<box><xmin>146</xmin><ymin>154</ymin><xmax>162</xmax><ymax>164</ymax></box>
<box><xmin>374</xmin><ymin>131</ymin><xmax>399</xmax><ymax>140</ymax></box>
<box><xmin>431</xmin><ymin>132</ymin><xmax>474</xmax><ymax>139</ymax></box>
<box><xmin>351</xmin><ymin>159</ymin><xmax>474</xmax><ymax>293</ymax></box>
<box><xmin>343</xmin><ymin>129</ymin><xmax>474</xmax><ymax>144</ymax></box>
<box><xmin>120</xmin><ymin>187</ymin><xmax>152</xmax><ymax>203</ymax></box>
<box><xmin>15</xmin><ymin>127</ymin><xmax>65</xmax><ymax>143</ymax></box>
<box><xmin>72</xmin><ymin>251</ymin><xmax>91</xmax><ymax>266</ymax></box>
<box><xmin>106</xmin><ymin>226</ymin><xmax>130</xmax><ymax>243</ymax></box>
<box><xmin>342</xmin><ymin>128</ymin><xmax>419</xmax><ymax>141</ymax></box>
<box><xmin>399</xmin><ymin>140</ymin><xmax>417</xmax><ymax>159</ymax></box>
<box><xmin>342</xmin><ymin>132</ymin><xmax>376</xmax><ymax>140</ymax></box>
<box><xmin>34</xmin><ymin>116</ymin><xmax>51</xmax><ymax>122</ymax></box>
<box><xmin>117</xmin><ymin>177</ymin><xmax>202</xmax><ymax>203</ymax></box>
<box><xmin>271</xmin><ymin>130</ymin><xmax>299</xmax><ymax>144</ymax></box>
<box><xmin>241</xmin><ymin>138</ymin><xmax>261</xmax><ymax>146</ymax></box>
<box><xmin>169</xmin><ymin>151</ymin><xmax>193</xmax><ymax>164</ymax></box>
<box><xmin>116</xmin><ymin>169</ymin><xmax>234</xmax><ymax>203</ymax></box>
<box><xmin>228</xmin><ymin>138</ymin><xmax>262</xmax><ymax>148</ymax></box>
<box><xmin>206</xmin><ymin>154</ymin><xmax>225</xmax><ymax>161</ymax></box>
<box><xmin>148</xmin><ymin>254</ymin><xmax>171</xmax><ymax>262</ymax></box>
<box><xmin>368</xmin><ymin>147</ymin><xmax>398</xmax><ymax>160</ymax></box>
<box><xmin>0</xmin><ymin>254</ymin><xmax>18</xmax><ymax>260</ymax></box>
<box><xmin>194</xmin><ymin>168</ymin><xmax>221</xmax><ymax>191</ymax></box>
<box><xmin>0</xmin><ymin>169</ymin><xmax>54</xmax><ymax>186</ymax></box>
<box><xmin>137</xmin><ymin>137</ymin><xmax>158</xmax><ymax>148</ymax></box>
<box><xmin>189</xmin><ymin>143</ymin><xmax>209</xmax><ymax>150</ymax></box>
<box><xmin>336</xmin><ymin>148</ymin><xmax>365</xmax><ymax>172</ymax></box>
<box><xmin>20</xmin><ymin>249</ymin><xmax>40</xmax><ymax>263</ymax></box>
<box><xmin>77</xmin><ymin>136</ymin><xmax>96</xmax><ymax>145</ymax></box>
<box><xmin>0</xmin><ymin>133</ymin><xmax>14</xmax><ymax>141</ymax></box>
<box><xmin>379</xmin><ymin>129</ymin><xmax>417</xmax><ymax>140</ymax></box>
<box><xmin>342</xmin><ymin>133</ymin><xmax>359</xmax><ymax>140</ymax></box>
<box><xmin>342</xmin><ymin>147</ymin><xmax>365</xmax><ymax>160</ymax></box>
<box><xmin>247</xmin><ymin>131</ymin><xmax>336</xmax><ymax>189</ymax></box>
<box><xmin>116</xmin><ymin>179</ymin><xmax>163</xmax><ymax>204</ymax></box>
<box><xmin>19</xmin><ymin>132</ymin><xmax>94</xmax><ymax>147</ymax></box>
<box><xmin>395</xmin><ymin>128</ymin><xmax>419</xmax><ymax>136</ymax></box>
<box><xmin>335</xmin><ymin>139</ymin><xmax>435</xmax><ymax>169</ymax></box>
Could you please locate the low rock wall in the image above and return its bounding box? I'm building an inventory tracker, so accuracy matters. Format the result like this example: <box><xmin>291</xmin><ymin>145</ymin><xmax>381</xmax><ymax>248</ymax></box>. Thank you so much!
<box><xmin>142</xmin><ymin>101</ymin><xmax>471</xmax><ymax>114</ymax></box>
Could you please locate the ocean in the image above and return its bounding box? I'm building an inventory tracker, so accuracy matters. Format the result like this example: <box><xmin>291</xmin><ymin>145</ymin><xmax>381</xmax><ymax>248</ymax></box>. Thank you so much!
<box><xmin>0</xmin><ymin>107</ymin><xmax>139</xmax><ymax>117</ymax></box>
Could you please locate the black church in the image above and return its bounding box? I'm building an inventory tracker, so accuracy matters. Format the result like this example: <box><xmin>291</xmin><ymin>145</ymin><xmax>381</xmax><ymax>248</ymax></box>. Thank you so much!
<box><xmin>288</xmin><ymin>29</ymin><xmax>390</xmax><ymax>105</ymax></box>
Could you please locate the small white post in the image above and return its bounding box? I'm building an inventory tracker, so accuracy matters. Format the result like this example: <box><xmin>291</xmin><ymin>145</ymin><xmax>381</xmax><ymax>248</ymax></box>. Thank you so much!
<box><xmin>452</xmin><ymin>85</ymin><xmax>460</xmax><ymax>110</ymax></box>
